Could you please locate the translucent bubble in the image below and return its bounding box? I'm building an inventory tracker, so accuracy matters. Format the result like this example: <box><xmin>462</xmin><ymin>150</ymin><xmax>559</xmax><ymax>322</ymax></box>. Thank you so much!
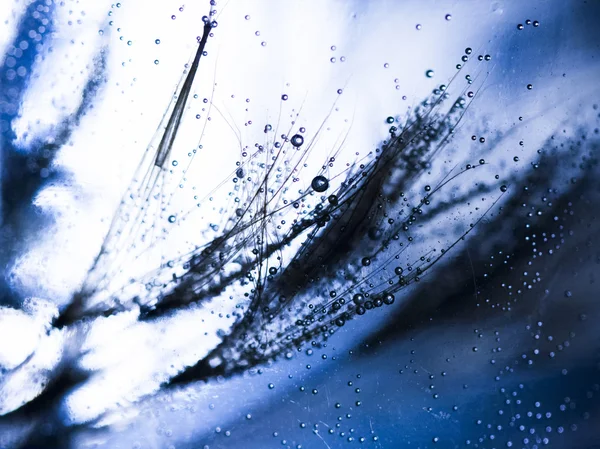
<box><xmin>445</xmin><ymin>14</ymin><xmax>452</xmax><ymax>20</ymax></box>
<box><xmin>416</xmin><ymin>24</ymin><xmax>422</xmax><ymax>30</ymax></box>
<box><xmin>425</xmin><ymin>69</ymin><xmax>435</xmax><ymax>78</ymax></box>
<box><xmin>168</xmin><ymin>215</ymin><xmax>176</xmax><ymax>223</ymax></box>
<box><xmin>290</xmin><ymin>134</ymin><xmax>304</xmax><ymax>147</ymax></box>
<box><xmin>311</xmin><ymin>175</ymin><xmax>329</xmax><ymax>192</ymax></box>
<box><xmin>155</xmin><ymin>39</ymin><xmax>160</xmax><ymax>44</ymax></box>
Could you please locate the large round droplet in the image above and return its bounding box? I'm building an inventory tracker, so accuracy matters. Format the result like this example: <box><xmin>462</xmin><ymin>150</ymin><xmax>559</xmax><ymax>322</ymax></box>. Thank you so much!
<box><xmin>290</xmin><ymin>134</ymin><xmax>304</xmax><ymax>147</ymax></box>
<box><xmin>352</xmin><ymin>293</ymin><xmax>365</xmax><ymax>305</ymax></box>
<box><xmin>311</xmin><ymin>175</ymin><xmax>329</xmax><ymax>192</ymax></box>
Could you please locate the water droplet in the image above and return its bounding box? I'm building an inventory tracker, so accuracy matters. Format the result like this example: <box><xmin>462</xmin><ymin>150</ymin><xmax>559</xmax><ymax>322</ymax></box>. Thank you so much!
<box><xmin>168</xmin><ymin>215</ymin><xmax>176</xmax><ymax>223</ymax></box>
<box><xmin>445</xmin><ymin>14</ymin><xmax>452</xmax><ymax>20</ymax></box>
<box><xmin>311</xmin><ymin>176</ymin><xmax>329</xmax><ymax>192</ymax></box>
<box><xmin>290</xmin><ymin>134</ymin><xmax>304</xmax><ymax>147</ymax></box>
<box><xmin>425</xmin><ymin>69</ymin><xmax>435</xmax><ymax>78</ymax></box>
